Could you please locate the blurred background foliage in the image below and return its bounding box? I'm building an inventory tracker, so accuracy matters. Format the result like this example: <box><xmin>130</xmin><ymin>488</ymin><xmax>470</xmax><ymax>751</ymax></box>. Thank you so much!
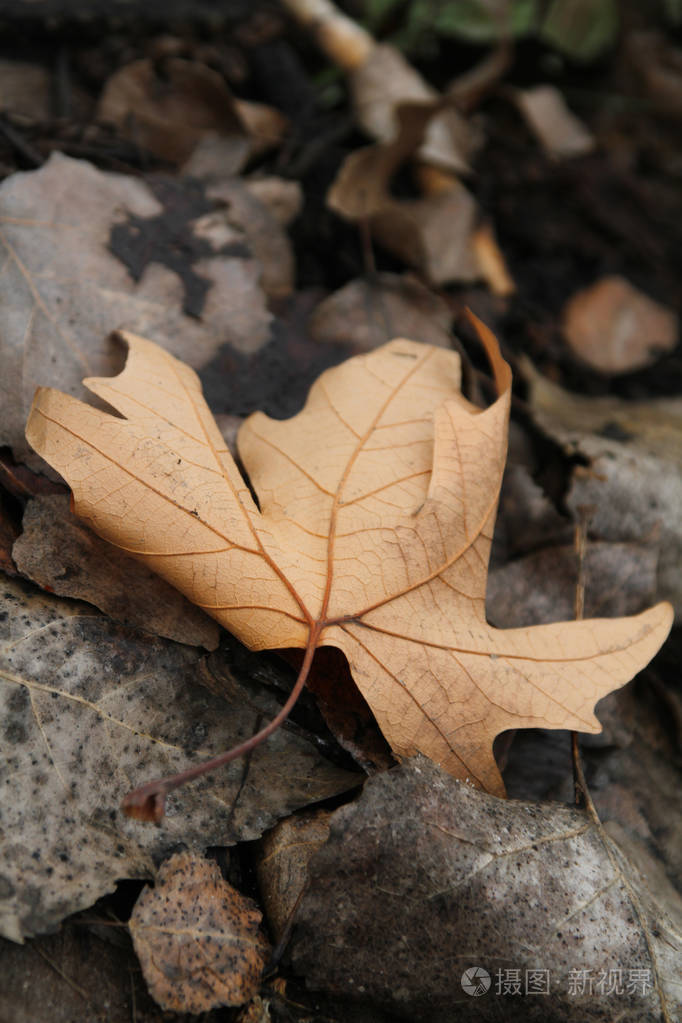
<box><xmin>360</xmin><ymin>0</ymin><xmax>680</xmax><ymax>61</ymax></box>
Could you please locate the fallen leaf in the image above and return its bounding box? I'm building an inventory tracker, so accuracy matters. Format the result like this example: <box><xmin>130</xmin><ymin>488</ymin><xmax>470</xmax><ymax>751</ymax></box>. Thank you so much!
<box><xmin>255</xmin><ymin>809</ymin><xmax>333</xmax><ymax>943</ymax></box>
<box><xmin>292</xmin><ymin>757</ymin><xmax>682</xmax><ymax>1023</ymax></box>
<box><xmin>470</xmin><ymin>220</ymin><xmax>516</xmax><ymax>297</ymax></box>
<box><xmin>26</xmin><ymin>319</ymin><xmax>672</xmax><ymax>798</ymax></box>
<box><xmin>204</xmin><ymin>177</ymin><xmax>295</xmax><ymax>299</ymax></box>
<box><xmin>0</xmin><ymin>152</ymin><xmax>272</xmax><ymax>464</ymax></box>
<box><xmin>281</xmin><ymin>0</ymin><xmax>473</xmax><ymax>172</ymax></box>
<box><xmin>561</xmin><ymin>276</ymin><xmax>678</xmax><ymax>374</ymax></box>
<box><xmin>523</xmin><ymin>361</ymin><xmax>682</xmax><ymax>618</ymax></box>
<box><xmin>97</xmin><ymin>58</ymin><xmax>285</xmax><ymax>169</ymax></box>
<box><xmin>510</xmin><ymin>84</ymin><xmax>595</xmax><ymax>159</ymax></box>
<box><xmin>309</xmin><ymin>272</ymin><xmax>453</xmax><ymax>351</ymax></box>
<box><xmin>129</xmin><ymin>851</ymin><xmax>269</xmax><ymax>1013</ymax></box>
<box><xmin>0</xmin><ymin>576</ymin><xmax>357</xmax><ymax>941</ymax></box>
<box><xmin>347</xmin><ymin>43</ymin><xmax>473</xmax><ymax>174</ymax></box>
<box><xmin>12</xmin><ymin>494</ymin><xmax>220</xmax><ymax>648</ymax></box>
<box><xmin>243</xmin><ymin>176</ymin><xmax>303</xmax><ymax>228</ymax></box>
<box><xmin>492</xmin><ymin>462</ymin><xmax>570</xmax><ymax>561</ymax></box>
<box><xmin>328</xmin><ymin>102</ymin><xmax>479</xmax><ymax>285</ymax></box>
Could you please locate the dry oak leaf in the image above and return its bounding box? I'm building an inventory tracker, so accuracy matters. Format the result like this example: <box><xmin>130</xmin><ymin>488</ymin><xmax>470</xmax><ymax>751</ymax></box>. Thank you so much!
<box><xmin>25</xmin><ymin>320</ymin><xmax>673</xmax><ymax>795</ymax></box>
<box><xmin>130</xmin><ymin>850</ymin><xmax>269</xmax><ymax>1013</ymax></box>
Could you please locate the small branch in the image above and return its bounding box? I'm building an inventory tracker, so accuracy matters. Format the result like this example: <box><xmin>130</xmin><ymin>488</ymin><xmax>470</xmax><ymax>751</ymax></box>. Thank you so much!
<box><xmin>121</xmin><ymin>627</ymin><xmax>320</xmax><ymax>822</ymax></box>
<box><xmin>571</xmin><ymin>506</ymin><xmax>590</xmax><ymax>808</ymax></box>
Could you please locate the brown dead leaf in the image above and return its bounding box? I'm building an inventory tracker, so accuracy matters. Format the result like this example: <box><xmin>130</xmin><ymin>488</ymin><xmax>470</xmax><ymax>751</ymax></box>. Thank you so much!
<box><xmin>0</xmin><ymin>152</ymin><xmax>272</xmax><ymax>464</ymax></box>
<box><xmin>348</xmin><ymin>44</ymin><xmax>474</xmax><ymax>174</ymax></box>
<box><xmin>328</xmin><ymin>102</ymin><xmax>479</xmax><ymax>285</ymax></box>
<box><xmin>98</xmin><ymin>58</ymin><xmax>285</xmax><ymax>170</ymax></box>
<box><xmin>510</xmin><ymin>84</ymin><xmax>595</xmax><ymax>159</ymax></box>
<box><xmin>309</xmin><ymin>272</ymin><xmax>453</xmax><ymax>351</ymax></box>
<box><xmin>562</xmin><ymin>276</ymin><xmax>678</xmax><ymax>374</ymax></box>
<box><xmin>255</xmin><ymin>809</ymin><xmax>333</xmax><ymax>943</ymax></box>
<box><xmin>26</xmin><ymin>317</ymin><xmax>673</xmax><ymax>798</ymax></box>
<box><xmin>12</xmin><ymin>494</ymin><xmax>219</xmax><ymax>648</ymax></box>
<box><xmin>130</xmin><ymin>851</ymin><xmax>269</xmax><ymax>1013</ymax></box>
<box><xmin>281</xmin><ymin>0</ymin><xmax>473</xmax><ymax>172</ymax></box>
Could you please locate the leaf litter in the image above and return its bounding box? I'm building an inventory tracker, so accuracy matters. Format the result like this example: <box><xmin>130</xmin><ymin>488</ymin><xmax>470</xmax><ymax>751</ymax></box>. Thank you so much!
<box><xmin>524</xmin><ymin>360</ymin><xmax>682</xmax><ymax>619</ymax></box>
<box><xmin>0</xmin><ymin>152</ymin><xmax>276</xmax><ymax>464</ymax></box>
<box><xmin>0</xmin><ymin>3</ymin><xmax>678</xmax><ymax>1018</ymax></box>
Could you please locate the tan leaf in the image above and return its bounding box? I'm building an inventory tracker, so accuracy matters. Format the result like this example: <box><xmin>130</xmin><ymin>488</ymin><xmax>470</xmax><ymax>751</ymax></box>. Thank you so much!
<box><xmin>328</xmin><ymin>102</ymin><xmax>479</xmax><ymax>286</ymax></box>
<box><xmin>129</xmin><ymin>851</ymin><xmax>269</xmax><ymax>1013</ymax></box>
<box><xmin>510</xmin><ymin>84</ymin><xmax>595</xmax><ymax>159</ymax></box>
<box><xmin>561</xmin><ymin>275</ymin><xmax>678</xmax><ymax>374</ymax></box>
<box><xmin>26</xmin><ymin>319</ymin><xmax>673</xmax><ymax>796</ymax></box>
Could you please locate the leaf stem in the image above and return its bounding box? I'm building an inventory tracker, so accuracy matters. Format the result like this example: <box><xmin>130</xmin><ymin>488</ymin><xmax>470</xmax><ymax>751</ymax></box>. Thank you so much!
<box><xmin>121</xmin><ymin>626</ymin><xmax>321</xmax><ymax>822</ymax></box>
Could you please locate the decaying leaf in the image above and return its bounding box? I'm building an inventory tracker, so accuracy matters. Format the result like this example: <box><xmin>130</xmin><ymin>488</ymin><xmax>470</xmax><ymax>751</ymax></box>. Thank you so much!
<box><xmin>12</xmin><ymin>493</ymin><xmax>219</xmax><ymax>648</ymax></box>
<box><xmin>309</xmin><ymin>272</ymin><xmax>453</xmax><ymax>351</ymax></box>
<box><xmin>25</xmin><ymin>318</ymin><xmax>672</xmax><ymax>802</ymax></box>
<box><xmin>524</xmin><ymin>361</ymin><xmax>682</xmax><ymax>618</ymax></box>
<box><xmin>347</xmin><ymin>43</ymin><xmax>474</xmax><ymax>174</ymax></box>
<box><xmin>561</xmin><ymin>276</ymin><xmax>678</xmax><ymax>374</ymax></box>
<box><xmin>129</xmin><ymin>851</ymin><xmax>269</xmax><ymax>1013</ymax></box>
<box><xmin>487</xmin><ymin>541</ymin><xmax>658</xmax><ymax>629</ymax></box>
<box><xmin>292</xmin><ymin>757</ymin><xmax>682</xmax><ymax>1023</ymax></box>
<box><xmin>281</xmin><ymin>0</ymin><xmax>473</xmax><ymax>172</ymax></box>
<box><xmin>0</xmin><ymin>152</ymin><xmax>272</xmax><ymax>464</ymax></box>
<box><xmin>0</xmin><ymin>576</ymin><xmax>357</xmax><ymax>941</ymax></box>
<box><xmin>98</xmin><ymin>58</ymin><xmax>286</xmax><ymax>169</ymax></box>
<box><xmin>510</xmin><ymin>84</ymin><xmax>595</xmax><ymax>159</ymax></box>
<box><xmin>328</xmin><ymin>102</ymin><xmax>479</xmax><ymax>285</ymax></box>
<box><xmin>255</xmin><ymin>809</ymin><xmax>333</xmax><ymax>943</ymax></box>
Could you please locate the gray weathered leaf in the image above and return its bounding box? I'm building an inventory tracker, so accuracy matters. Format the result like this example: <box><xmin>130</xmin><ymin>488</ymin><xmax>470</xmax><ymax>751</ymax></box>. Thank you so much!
<box><xmin>524</xmin><ymin>362</ymin><xmax>682</xmax><ymax>620</ymax></box>
<box><xmin>292</xmin><ymin>758</ymin><xmax>681</xmax><ymax>1022</ymax></box>
<box><xmin>13</xmin><ymin>494</ymin><xmax>219</xmax><ymax>649</ymax></box>
<box><xmin>0</xmin><ymin>576</ymin><xmax>358</xmax><ymax>942</ymax></box>
<box><xmin>0</xmin><ymin>152</ymin><xmax>272</xmax><ymax>463</ymax></box>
